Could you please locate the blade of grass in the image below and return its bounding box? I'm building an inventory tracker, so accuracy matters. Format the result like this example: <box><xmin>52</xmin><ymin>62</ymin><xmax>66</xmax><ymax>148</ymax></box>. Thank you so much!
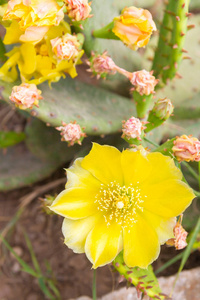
<box><xmin>23</xmin><ymin>231</ymin><xmax>41</xmax><ymax>274</ymax></box>
<box><xmin>0</xmin><ymin>234</ymin><xmax>38</xmax><ymax>277</ymax></box>
<box><xmin>38</xmin><ymin>277</ymin><xmax>56</xmax><ymax>300</ymax></box>
<box><xmin>155</xmin><ymin>251</ymin><xmax>184</xmax><ymax>275</ymax></box>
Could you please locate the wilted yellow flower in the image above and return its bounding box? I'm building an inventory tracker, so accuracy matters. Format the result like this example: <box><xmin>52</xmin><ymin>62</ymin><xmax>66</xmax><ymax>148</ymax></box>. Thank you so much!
<box><xmin>112</xmin><ymin>6</ymin><xmax>156</xmax><ymax>50</ymax></box>
<box><xmin>64</xmin><ymin>0</ymin><xmax>92</xmax><ymax>21</ymax></box>
<box><xmin>10</xmin><ymin>83</ymin><xmax>42</xmax><ymax>109</ymax></box>
<box><xmin>0</xmin><ymin>22</ymin><xmax>84</xmax><ymax>84</ymax></box>
<box><xmin>56</xmin><ymin>121</ymin><xmax>86</xmax><ymax>146</ymax></box>
<box><xmin>130</xmin><ymin>70</ymin><xmax>158</xmax><ymax>95</ymax></box>
<box><xmin>50</xmin><ymin>143</ymin><xmax>194</xmax><ymax>269</ymax></box>
<box><xmin>3</xmin><ymin>0</ymin><xmax>64</xmax><ymax>43</ymax></box>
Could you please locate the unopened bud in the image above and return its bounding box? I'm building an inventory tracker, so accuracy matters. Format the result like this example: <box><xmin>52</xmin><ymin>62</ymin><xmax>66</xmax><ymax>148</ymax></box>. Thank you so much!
<box><xmin>56</xmin><ymin>121</ymin><xmax>86</xmax><ymax>146</ymax></box>
<box><xmin>10</xmin><ymin>83</ymin><xmax>42</xmax><ymax>110</ymax></box>
<box><xmin>122</xmin><ymin>117</ymin><xmax>146</xmax><ymax>145</ymax></box>
<box><xmin>87</xmin><ymin>51</ymin><xmax>117</xmax><ymax>79</ymax></box>
<box><xmin>172</xmin><ymin>135</ymin><xmax>200</xmax><ymax>162</ymax></box>
<box><xmin>39</xmin><ymin>195</ymin><xmax>56</xmax><ymax>215</ymax></box>
<box><xmin>145</xmin><ymin>98</ymin><xmax>173</xmax><ymax>132</ymax></box>
<box><xmin>130</xmin><ymin>70</ymin><xmax>158</xmax><ymax>96</ymax></box>
<box><xmin>152</xmin><ymin>98</ymin><xmax>174</xmax><ymax>120</ymax></box>
<box><xmin>64</xmin><ymin>0</ymin><xmax>92</xmax><ymax>21</ymax></box>
<box><xmin>51</xmin><ymin>33</ymin><xmax>81</xmax><ymax>61</ymax></box>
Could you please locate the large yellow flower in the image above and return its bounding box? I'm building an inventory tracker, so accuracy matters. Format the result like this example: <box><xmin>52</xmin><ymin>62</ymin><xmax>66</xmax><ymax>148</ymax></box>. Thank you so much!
<box><xmin>0</xmin><ymin>22</ymin><xmax>84</xmax><ymax>84</ymax></box>
<box><xmin>50</xmin><ymin>144</ymin><xmax>194</xmax><ymax>269</ymax></box>
<box><xmin>3</xmin><ymin>0</ymin><xmax>64</xmax><ymax>43</ymax></box>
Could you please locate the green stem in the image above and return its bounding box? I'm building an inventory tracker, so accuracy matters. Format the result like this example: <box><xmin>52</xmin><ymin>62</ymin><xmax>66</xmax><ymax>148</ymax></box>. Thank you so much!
<box><xmin>92</xmin><ymin>269</ymin><xmax>97</xmax><ymax>300</ymax></box>
<box><xmin>92</xmin><ymin>22</ymin><xmax>119</xmax><ymax>40</ymax></box>
<box><xmin>143</xmin><ymin>137</ymin><xmax>159</xmax><ymax>148</ymax></box>
<box><xmin>181</xmin><ymin>161</ymin><xmax>199</xmax><ymax>181</ymax></box>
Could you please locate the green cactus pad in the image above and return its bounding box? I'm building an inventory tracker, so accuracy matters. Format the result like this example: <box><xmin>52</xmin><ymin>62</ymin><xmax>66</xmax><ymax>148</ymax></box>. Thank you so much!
<box><xmin>114</xmin><ymin>252</ymin><xmax>167</xmax><ymax>300</ymax></box>
<box><xmin>152</xmin><ymin>0</ymin><xmax>190</xmax><ymax>84</ymax></box>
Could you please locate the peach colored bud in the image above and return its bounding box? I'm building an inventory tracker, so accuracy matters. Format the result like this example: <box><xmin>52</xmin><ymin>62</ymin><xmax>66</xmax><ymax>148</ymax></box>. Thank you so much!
<box><xmin>166</xmin><ymin>216</ymin><xmax>188</xmax><ymax>250</ymax></box>
<box><xmin>122</xmin><ymin>117</ymin><xmax>146</xmax><ymax>141</ymax></box>
<box><xmin>172</xmin><ymin>135</ymin><xmax>200</xmax><ymax>162</ymax></box>
<box><xmin>64</xmin><ymin>0</ymin><xmax>92</xmax><ymax>21</ymax></box>
<box><xmin>9</xmin><ymin>83</ymin><xmax>42</xmax><ymax>110</ymax></box>
<box><xmin>56</xmin><ymin>121</ymin><xmax>86</xmax><ymax>146</ymax></box>
<box><xmin>87</xmin><ymin>51</ymin><xmax>117</xmax><ymax>79</ymax></box>
<box><xmin>51</xmin><ymin>34</ymin><xmax>80</xmax><ymax>61</ymax></box>
<box><xmin>130</xmin><ymin>70</ymin><xmax>158</xmax><ymax>95</ymax></box>
<box><xmin>152</xmin><ymin>98</ymin><xmax>174</xmax><ymax>120</ymax></box>
<box><xmin>112</xmin><ymin>6</ymin><xmax>156</xmax><ymax>50</ymax></box>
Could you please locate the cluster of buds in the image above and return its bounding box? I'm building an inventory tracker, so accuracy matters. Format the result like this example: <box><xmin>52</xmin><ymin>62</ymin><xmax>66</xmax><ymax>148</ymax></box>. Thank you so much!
<box><xmin>167</xmin><ymin>216</ymin><xmax>188</xmax><ymax>250</ymax></box>
<box><xmin>172</xmin><ymin>135</ymin><xmax>200</xmax><ymax>162</ymax></box>
<box><xmin>9</xmin><ymin>83</ymin><xmax>42</xmax><ymax>110</ymax></box>
<box><xmin>56</xmin><ymin>121</ymin><xmax>86</xmax><ymax>146</ymax></box>
<box><xmin>86</xmin><ymin>51</ymin><xmax>117</xmax><ymax>79</ymax></box>
<box><xmin>51</xmin><ymin>33</ymin><xmax>81</xmax><ymax>61</ymax></box>
<box><xmin>122</xmin><ymin>117</ymin><xmax>146</xmax><ymax>144</ymax></box>
<box><xmin>130</xmin><ymin>70</ymin><xmax>159</xmax><ymax>96</ymax></box>
<box><xmin>112</xmin><ymin>6</ymin><xmax>156</xmax><ymax>50</ymax></box>
<box><xmin>146</xmin><ymin>98</ymin><xmax>174</xmax><ymax>132</ymax></box>
<box><xmin>64</xmin><ymin>0</ymin><xmax>92</xmax><ymax>21</ymax></box>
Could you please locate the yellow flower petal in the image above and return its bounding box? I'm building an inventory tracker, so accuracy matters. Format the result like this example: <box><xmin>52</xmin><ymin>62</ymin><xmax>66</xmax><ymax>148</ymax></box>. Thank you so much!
<box><xmin>142</xmin><ymin>180</ymin><xmax>194</xmax><ymax>218</ymax></box>
<box><xmin>123</xmin><ymin>214</ymin><xmax>160</xmax><ymax>268</ymax></box>
<box><xmin>142</xmin><ymin>210</ymin><xmax>176</xmax><ymax>244</ymax></box>
<box><xmin>145</xmin><ymin>152</ymin><xmax>182</xmax><ymax>184</ymax></box>
<box><xmin>121</xmin><ymin>149</ymin><xmax>151</xmax><ymax>186</ymax></box>
<box><xmin>50</xmin><ymin>187</ymin><xmax>98</xmax><ymax>219</ymax></box>
<box><xmin>19</xmin><ymin>43</ymin><xmax>37</xmax><ymax>74</ymax></box>
<box><xmin>66</xmin><ymin>158</ymin><xmax>102</xmax><ymax>189</ymax></box>
<box><xmin>81</xmin><ymin>143</ymin><xmax>123</xmax><ymax>185</ymax></box>
<box><xmin>3</xmin><ymin>21</ymin><xmax>23</xmax><ymax>45</ymax></box>
<box><xmin>85</xmin><ymin>219</ymin><xmax>123</xmax><ymax>268</ymax></box>
<box><xmin>62</xmin><ymin>213</ymin><xmax>102</xmax><ymax>254</ymax></box>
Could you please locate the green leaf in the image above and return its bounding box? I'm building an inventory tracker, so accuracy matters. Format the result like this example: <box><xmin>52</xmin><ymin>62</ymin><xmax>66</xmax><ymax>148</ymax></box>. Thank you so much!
<box><xmin>0</xmin><ymin>131</ymin><xmax>25</xmax><ymax>148</ymax></box>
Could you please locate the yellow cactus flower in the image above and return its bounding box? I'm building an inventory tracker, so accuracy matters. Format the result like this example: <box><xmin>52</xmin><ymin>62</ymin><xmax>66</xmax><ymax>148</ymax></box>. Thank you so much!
<box><xmin>50</xmin><ymin>143</ymin><xmax>194</xmax><ymax>269</ymax></box>
<box><xmin>3</xmin><ymin>0</ymin><xmax>64</xmax><ymax>43</ymax></box>
<box><xmin>0</xmin><ymin>22</ymin><xmax>84</xmax><ymax>84</ymax></box>
<box><xmin>112</xmin><ymin>6</ymin><xmax>156</xmax><ymax>50</ymax></box>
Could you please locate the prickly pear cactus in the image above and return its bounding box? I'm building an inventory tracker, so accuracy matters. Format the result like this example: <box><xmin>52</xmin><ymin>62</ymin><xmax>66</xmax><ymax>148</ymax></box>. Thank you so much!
<box><xmin>113</xmin><ymin>252</ymin><xmax>169</xmax><ymax>300</ymax></box>
<box><xmin>152</xmin><ymin>0</ymin><xmax>190</xmax><ymax>84</ymax></box>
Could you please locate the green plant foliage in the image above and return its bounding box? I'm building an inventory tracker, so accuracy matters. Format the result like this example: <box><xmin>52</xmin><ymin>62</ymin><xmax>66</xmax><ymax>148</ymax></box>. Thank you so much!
<box><xmin>0</xmin><ymin>131</ymin><xmax>25</xmax><ymax>148</ymax></box>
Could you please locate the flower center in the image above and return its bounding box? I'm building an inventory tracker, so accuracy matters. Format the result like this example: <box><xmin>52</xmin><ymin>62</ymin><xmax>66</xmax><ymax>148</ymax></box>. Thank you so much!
<box><xmin>95</xmin><ymin>181</ymin><xmax>145</xmax><ymax>227</ymax></box>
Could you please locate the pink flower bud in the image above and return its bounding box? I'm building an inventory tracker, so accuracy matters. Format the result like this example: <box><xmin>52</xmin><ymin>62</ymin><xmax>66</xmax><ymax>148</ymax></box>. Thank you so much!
<box><xmin>56</xmin><ymin>121</ymin><xmax>86</xmax><ymax>146</ymax></box>
<box><xmin>87</xmin><ymin>51</ymin><xmax>117</xmax><ymax>79</ymax></box>
<box><xmin>130</xmin><ymin>70</ymin><xmax>159</xmax><ymax>96</ymax></box>
<box><xmin>64</xmin><ymin>0</ymin><xmax>92</xmax><ymax>21</ymax></box>
<box><xmin>9</xmin><ymin>83</ymin><xmax>42</xmax><ymax>110</ymax></box>
<box><xmin>51</xmin><ymin>33</ymin><xmax>80</xmax><ymax>61</ymax></box>
<box><xmin>122</xmin><ymin>117</ymin><xmax>146</xmax><ymax>141</ymax></box>
<box><xmin>152</xmin><ymin>98</ymin><xmax>174</xmax><ymax>120</ymax></box>
<box><xmin>172</xmin><ymin>135</ymin><xmax>200</xmax><ymax>162</ymax></box>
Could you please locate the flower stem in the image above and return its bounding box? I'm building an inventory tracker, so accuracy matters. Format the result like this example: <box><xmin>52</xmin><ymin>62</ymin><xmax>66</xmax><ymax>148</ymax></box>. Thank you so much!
<box><xmin>143</xmin><ymin>137</ymin><xmax>159</xmax><ymax>147</ymax></box>
<box><xmin>181</xmin><ymin>161</ymin><xmax>199</xmax><ymax>181</ymax></box>
<box><xmin>92</xmin><ymin>269</ymin><xmax>97</xmax><ymax>300</ymax></box>
<box><xmin>92</xmin><ymin>22</ymin><xmax>119</xmax><ymax>40</ymax></box>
